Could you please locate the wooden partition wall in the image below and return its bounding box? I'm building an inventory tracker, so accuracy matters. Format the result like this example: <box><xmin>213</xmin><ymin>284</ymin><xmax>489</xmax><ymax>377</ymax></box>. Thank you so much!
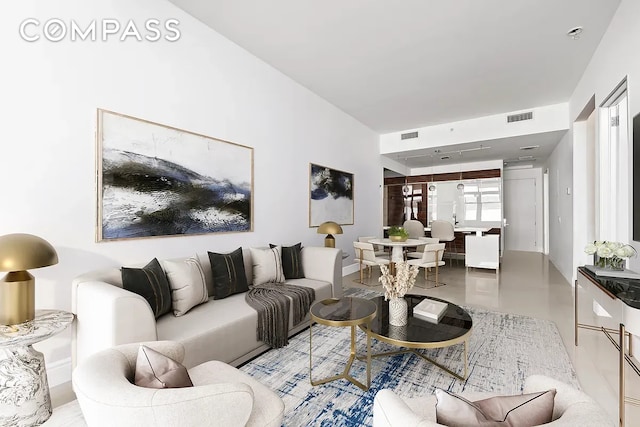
<box><xmin>384</xmin><ymin>168</ymin><xmax>501</xmax><ymax>226</ymax></box>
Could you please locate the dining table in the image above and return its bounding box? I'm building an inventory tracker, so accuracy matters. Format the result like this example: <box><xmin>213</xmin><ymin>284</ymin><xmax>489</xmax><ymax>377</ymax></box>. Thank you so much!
<box><xmin>368</xmin><ymin>238</ymin><xmax>424</xmax><ymax>263</ymax></box>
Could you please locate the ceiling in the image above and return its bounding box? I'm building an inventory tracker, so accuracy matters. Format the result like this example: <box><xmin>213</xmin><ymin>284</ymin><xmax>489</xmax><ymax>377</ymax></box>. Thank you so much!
<box><xmin>395</xmin><ymin>130</ymin><xmax>568</xmax><ymax>169</ymax></box>
<box><xmin>170</xmin><ymin>0</ymin><xmax>620</xmax><ymax>168</ymax></box>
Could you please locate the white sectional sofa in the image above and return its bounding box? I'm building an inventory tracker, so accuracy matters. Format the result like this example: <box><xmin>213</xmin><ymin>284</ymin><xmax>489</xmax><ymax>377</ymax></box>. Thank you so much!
<box><xmin>72</xmin><ymin>246</ymin><xmax>342</xmax><ymax>368</ymax></box>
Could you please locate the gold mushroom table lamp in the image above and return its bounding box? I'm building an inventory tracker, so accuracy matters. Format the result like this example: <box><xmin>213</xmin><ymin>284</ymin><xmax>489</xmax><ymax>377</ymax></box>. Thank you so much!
<box><xmin>317</xmin><ymin>221</ymin><xmax>343</xmax><ymax>248</ymax></box>
<box><xmin>0</xmin><ymin>233</ymin><xmax>58</xmax><ymax>325</ymax></box>
<box><xmin>0</xmin><ymin>233</ymin><xmax>74</xmax><ymax>427</ymax></box>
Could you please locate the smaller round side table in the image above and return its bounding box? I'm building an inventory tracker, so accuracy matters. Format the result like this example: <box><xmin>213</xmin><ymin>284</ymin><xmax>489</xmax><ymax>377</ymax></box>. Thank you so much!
<box><xmin>0</xmin><ymin>309</ymin><xmax>75</xmax><ymax>427</ymax></box>
<box><xmin>309</xmin><ymin>297</ymin><xmax>377</xmax><ymax>390</ymax></box>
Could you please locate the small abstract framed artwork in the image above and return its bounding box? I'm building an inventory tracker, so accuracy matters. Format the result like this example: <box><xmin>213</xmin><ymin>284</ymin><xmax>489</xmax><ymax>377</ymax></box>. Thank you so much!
<box><xmin>96</xmin><ymin>109</ymin><xmax>253</xmax><ymax>241</ymax></box>
<box><xmin>309</xmin><ymin>163</ymin><xmax>354</xmax><ymax>227</ymax></box>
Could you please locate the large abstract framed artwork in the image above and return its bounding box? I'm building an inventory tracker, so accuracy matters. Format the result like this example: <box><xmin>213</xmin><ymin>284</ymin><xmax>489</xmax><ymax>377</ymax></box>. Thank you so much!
<box><xmin>309</xmin><ymin>163</ymin><xmax>354</xmax><ymax>227</ymax></box>
<box><xmin>96</xmin><ymin>109</ymin><xmax>253</xmax><ymax>241</ymax></box>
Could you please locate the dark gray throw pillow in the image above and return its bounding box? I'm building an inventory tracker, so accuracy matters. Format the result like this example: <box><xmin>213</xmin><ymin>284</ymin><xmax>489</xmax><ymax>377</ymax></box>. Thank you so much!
<box><xmin>270</xmin><ymin>243</ymin><xmax>305</xmax><ymax>279</ymax></box>
<box><xmin>122</xmin><ymin>258</ymin><xmax>172</xmax><ymax>319</ymax></box>
<box><xmin>208</xmin><ymin>247</ymin><xmax>249</xmax><ymax>299</ymax></box>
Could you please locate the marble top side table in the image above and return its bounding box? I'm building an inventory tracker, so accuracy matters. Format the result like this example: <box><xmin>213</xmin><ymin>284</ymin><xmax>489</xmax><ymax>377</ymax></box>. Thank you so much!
<box><xmin>0</xmin><ymin>309</ymin><xmax>75</xmax><ymax>427</ymax></box>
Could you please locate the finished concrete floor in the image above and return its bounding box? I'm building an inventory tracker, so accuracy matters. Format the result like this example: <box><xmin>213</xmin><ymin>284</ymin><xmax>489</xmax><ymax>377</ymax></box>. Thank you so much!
<box><xmin>346</xmin><ymin>249</ymin><xmax>639</xmax><ymax>425</ymax></box>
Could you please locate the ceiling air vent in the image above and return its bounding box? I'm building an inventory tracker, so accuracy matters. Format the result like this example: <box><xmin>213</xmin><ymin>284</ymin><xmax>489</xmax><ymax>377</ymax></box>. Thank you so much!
<box><xmin>401</xmin><ymin>131</ymin><xmax>419</xmax><ymax>140</ymax></box>
<box><xmin>505</xmin><ymin>156</ymin><xmax>537</xmax><ymax>164</ymax></box>
<box><xmin>507</xmin><ymin>112</ymin><xmax>533</xmax><ymax>123</ymax></box>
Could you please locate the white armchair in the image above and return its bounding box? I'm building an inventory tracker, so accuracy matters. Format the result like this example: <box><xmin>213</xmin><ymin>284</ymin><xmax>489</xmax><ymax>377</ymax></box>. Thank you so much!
<box><xmin>72</xmin><ymin>341</ymin><xmax>284</xmax><ymax>427</ymax></box>
<box><xmin>373</xmin><ymin>375</ymin><xmax>613</xmax><ymax>427</ymax></box>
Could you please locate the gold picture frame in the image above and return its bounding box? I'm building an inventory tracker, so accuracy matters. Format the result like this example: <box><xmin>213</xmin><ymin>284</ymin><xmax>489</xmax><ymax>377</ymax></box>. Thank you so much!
<box><xmin>309</xmin><ymin>163</ymin><xmax>354</xmax><ymax>227</ymax></box>
<box><xmin>96</xmin><ymin>109</ymin><xmax>254</xmax><ymax>241</ymax></box>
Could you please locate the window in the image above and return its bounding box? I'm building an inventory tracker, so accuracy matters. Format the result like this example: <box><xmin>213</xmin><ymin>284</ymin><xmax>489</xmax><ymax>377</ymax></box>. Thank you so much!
<box><xmin>598</xmin><ymin>79</ymin><xmax>629</xmax><ymax>241</ymax></box>
<box><xmin>464</xmin><ymin>179</ymin><xmax>502</xmax><ymax>222</ymax></box>
<box><xmin>428</xmin><ymin>178</ymin><xmax>501</xmax><ymax>225</ymax></box>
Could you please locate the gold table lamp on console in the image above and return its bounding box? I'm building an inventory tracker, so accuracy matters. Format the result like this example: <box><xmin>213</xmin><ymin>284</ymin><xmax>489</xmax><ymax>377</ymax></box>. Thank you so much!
<box><xmin>0</xmin><ymin>233</ymin><xmax>58</xmax><ymax>325</ymax></box>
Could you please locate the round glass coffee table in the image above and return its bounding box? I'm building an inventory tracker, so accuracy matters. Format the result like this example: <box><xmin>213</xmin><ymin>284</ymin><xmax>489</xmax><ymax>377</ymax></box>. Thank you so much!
<box><xmin>361</xmin><ymin>294</ymin><xmax>472</xmax><ymax>380</ymax></box>
<box><xmin>309</xmin><ymin>297</ymin><xmax>377</xmax><ymax>390</ymax></box>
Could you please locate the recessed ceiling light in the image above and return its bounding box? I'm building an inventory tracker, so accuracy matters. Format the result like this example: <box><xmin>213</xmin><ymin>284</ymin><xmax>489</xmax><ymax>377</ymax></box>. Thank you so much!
<box><xmin>567</xmin><ymin>26</ymin><xmax>583</xmax><ymax>40</ymax></box>
<box><xmin>519</xmin><ymin>145</ymin><xmax>540</xmax><ymax>151</ymax></box>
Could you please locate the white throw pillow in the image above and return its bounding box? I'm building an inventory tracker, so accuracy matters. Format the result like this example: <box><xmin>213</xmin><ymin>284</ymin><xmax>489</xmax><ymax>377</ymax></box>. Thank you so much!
<box><xmin>161</xmin><ymin>257</ymin><xmax>209</xmax><ymax>316</ymax></box>
<box><xmin>250</xmin><ymin>246</ymin><xmax>285</xmax><ymax>286</ymax></box>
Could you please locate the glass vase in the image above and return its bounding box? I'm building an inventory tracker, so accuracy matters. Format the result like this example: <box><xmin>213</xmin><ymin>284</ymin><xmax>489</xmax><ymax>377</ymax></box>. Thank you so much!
<box><xmin>389</xmin><ymin>297</ymin><xmax>408</xmax><ymax>326</ymax></box>
<box><xmin>594</xmin><ymin>254</ymin><xmax>625</xmax><ymax>271</ymax></box>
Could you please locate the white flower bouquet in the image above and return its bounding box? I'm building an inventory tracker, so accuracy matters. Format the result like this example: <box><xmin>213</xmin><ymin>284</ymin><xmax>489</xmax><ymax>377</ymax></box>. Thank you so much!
<box><xmin>379</xmin><ymin>261</ymin><xmax>420</xmax><ymax>300</ymax></box>
<box><xmin>584</xmin><ymin>241</ymin><xmax>636</xmax><ymax>270</ymax></box>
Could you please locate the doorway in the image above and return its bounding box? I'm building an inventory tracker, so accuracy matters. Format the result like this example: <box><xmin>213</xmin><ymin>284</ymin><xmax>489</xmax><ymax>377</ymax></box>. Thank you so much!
<box><xmin>504</xmin><ymin>178</ymin><xmax>537</xmax><ymax>251</ymax></box>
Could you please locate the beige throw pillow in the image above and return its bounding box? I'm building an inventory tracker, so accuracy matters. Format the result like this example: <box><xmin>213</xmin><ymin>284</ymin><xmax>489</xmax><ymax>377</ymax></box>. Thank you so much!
<box><xmin>134</xmin><ymin>345</ymin><xmax>193</xmax><ymax>389</ymax></box>
<box><xmin>250</xmin><ymin>246</ymin><xmax>285</xmax><ymax>286</ymax></box>
<box><xmin>435</xmin><ymin>388</ymin><xmax>556</xmax><ymax>427</ymax></box>
<box><xmin>162</xmin><ymin>257</ymin><xmax>208</xmax><ymax>316</ymax></box>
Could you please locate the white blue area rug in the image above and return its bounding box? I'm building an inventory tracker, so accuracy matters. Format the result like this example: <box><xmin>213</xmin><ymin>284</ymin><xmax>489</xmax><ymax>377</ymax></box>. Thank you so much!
<box><xmin>239</xmin><ymin>288</ymin><xmax>578</xmax><ymax>427</ymax></box>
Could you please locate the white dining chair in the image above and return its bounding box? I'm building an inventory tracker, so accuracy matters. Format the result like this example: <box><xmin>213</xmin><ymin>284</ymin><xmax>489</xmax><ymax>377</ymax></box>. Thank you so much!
<box><xmin>358</xmin><ymin>236</ymin><xmax>387</xmax><ymax>257</ymax></box>
<box><xmin>406</xmin><ymin>243</ymin><xmax>446</xmax><ymax>288</ymax></box>
<box><xmin>430</xmin><ymin>220</ymin><xmax>458</xmax><ymax>265</ymax></box>
<box><xmin>406</xmin><ymin>237</ymin><xmax>440</xmax><ymax>259</ymax></box>
<box><xmin>353</xmin><ymin>241</ymin><xmax>390</xmax><ymax>285</ymax></box>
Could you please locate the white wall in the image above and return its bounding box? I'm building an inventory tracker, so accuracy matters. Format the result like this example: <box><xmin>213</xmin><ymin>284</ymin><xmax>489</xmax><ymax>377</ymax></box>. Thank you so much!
<box><xmin>380</xmin><ymin>103</ymin><xmax>569</xmax><ymax>154</ymax></box>
<box><xmin>503</xmin><ymin>167</ymin><xmax>545</xmax><ymax>253</ymax></box>
<box><xmin>411</xmin><ymin>159</ymin><xmax>503</xmax><ymax>176</ymax></box>
<box><xmin>572</xmin><ymin>111</ymin><xmax>597</xmax><ymax>276</ymax></box>
<box><xmin>547</xmin><ymin>0</ymin><xmax>640</xmax><ymax>281</ymax></box>
<box><xmin>546</xmin><ymin>131</ymin><xmax>574</xmax><ymax>282</ymax></box>
<box><xmin>1</xmin><ymin>0</ymin><xmax>381</xmax><ymax>384</ymax></box>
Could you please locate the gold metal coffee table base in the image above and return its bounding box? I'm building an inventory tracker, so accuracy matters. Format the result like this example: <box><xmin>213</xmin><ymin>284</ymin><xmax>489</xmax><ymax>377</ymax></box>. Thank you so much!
<box><xmin>357</xmin><ymin>340</ymin><xmax>468</xmax><ymax>381</ymax></box>
<box><xmin>358</xmin><ymin>295</ymin><xmax>472</xmax><ymax>382</ymax></box>
<box><xmin>310</xmin><ymin>324</ymin><xmax>371</xmax><ymax>391</ymax></box>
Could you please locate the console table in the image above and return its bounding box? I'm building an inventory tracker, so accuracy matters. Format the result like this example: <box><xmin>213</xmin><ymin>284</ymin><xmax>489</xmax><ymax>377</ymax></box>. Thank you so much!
<box><xmin>0</xmin><ymin>310</ymin><xmax>75</xmax><ymax>426</ymax></box>
<box><xmin>576</xmin><ymin>267</ymin><xmax>640</xmax><ymax>427</ymax></box>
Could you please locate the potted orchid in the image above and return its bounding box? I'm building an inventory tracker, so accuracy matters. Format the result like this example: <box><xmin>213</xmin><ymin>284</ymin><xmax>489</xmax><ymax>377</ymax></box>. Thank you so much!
<box><xmin>584</xmin><ymin>241</ymin><xmax>636</xmax><ymax>271</ymax></box>
<box><xmin>379</xmin><ymin>261</ymin><xmax>420</xmax><ymax>326</ymax></box>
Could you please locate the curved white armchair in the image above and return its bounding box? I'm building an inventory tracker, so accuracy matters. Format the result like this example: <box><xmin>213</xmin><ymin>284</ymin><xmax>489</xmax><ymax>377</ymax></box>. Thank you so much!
<box><xmin>72</xmin><ymin>341</ymin><xmax>284</xmax><ymax>427</ymax></box>
<box><xmin>373</xmin><ymin>375</ymin><xmax>613</xmax><ymax>427</ymax></box>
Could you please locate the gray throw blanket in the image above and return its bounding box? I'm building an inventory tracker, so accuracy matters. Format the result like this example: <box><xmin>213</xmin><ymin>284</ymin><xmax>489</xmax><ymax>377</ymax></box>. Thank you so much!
<box><xmin>245</xmin><ymin>283</ymin><xmax>315</xmax><ymax>349</ymax></box>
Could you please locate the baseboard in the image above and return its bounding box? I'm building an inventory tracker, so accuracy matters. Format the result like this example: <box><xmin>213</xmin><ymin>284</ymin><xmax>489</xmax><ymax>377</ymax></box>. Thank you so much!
<box><xmin>342</xmin><ymin>263</ymin><xmax>360</xmax><ymax>276</ymax></box>
<box><xmin>47</xmin><ymin>357</ymin><xmax>72</xmax><ymax>387</ymax></box>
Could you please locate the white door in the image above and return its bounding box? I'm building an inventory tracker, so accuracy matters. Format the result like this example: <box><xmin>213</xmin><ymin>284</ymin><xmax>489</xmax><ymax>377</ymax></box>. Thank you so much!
<box><xmin>504</xmin><ymin>178</ymin><xmax>537</xmax><ymax>251</ymax></box>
